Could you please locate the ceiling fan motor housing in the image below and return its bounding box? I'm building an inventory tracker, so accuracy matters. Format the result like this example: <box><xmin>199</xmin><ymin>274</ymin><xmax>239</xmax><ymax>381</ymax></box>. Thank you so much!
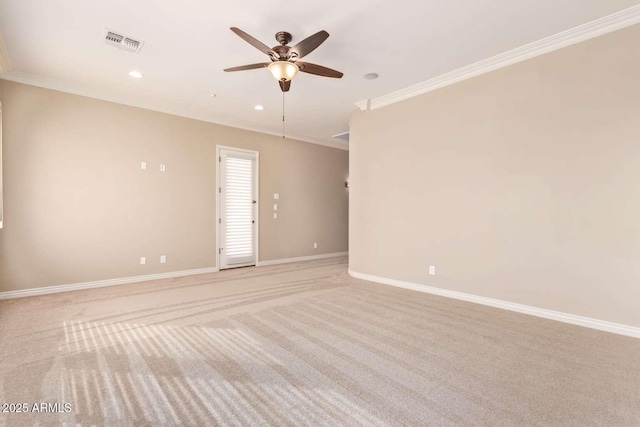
<box><xmin>272</xmin><ymin>45</ymin><xmax>290</xmax><ymax>60</ymax></box>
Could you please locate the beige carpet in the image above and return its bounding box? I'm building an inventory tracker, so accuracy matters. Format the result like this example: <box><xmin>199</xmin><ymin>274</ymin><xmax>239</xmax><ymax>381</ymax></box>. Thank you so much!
<box><xmin>1</xmin><ymin>257</ymin><xmax>639</xmax><ymax>426</ymax></box>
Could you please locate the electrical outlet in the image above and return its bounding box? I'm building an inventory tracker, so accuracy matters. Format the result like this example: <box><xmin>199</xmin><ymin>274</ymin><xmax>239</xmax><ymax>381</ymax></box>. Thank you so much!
<box><xmin>140</xmin><ymin>162</ymin><xmax>147</xmax><ymax>170</ymax></box>
<box><xmin>274</xmin><ymin>193</ymin><xmax>279</xmax><ymax>200</ymax></box>
<box><xmin>160</xmin><ymin>255</ymin><xmax>166</xmax><ymax>264</ymax></box>
<box><xmin>429</xmin><ymin>265</ymin><xmax>436</xmax><ymax>276</ymax></box>
<box><xmin>273</xmin><ymin>212</ymin><xmax>278</xmax><ymax>219</ymax></box>
<box><xmin>140</xmin><ymin>257</ymin><xmax>146</xmax><ymax>265</ymax></box>
<box><xmin>314</xmin><ymin>242</ymin><xmax>318</xmax><ymax>249</ymax></box>
<box><xmin>273</xmin><ymin>203</ymin><xmax>278</xmax><ymax>211</ymax></box>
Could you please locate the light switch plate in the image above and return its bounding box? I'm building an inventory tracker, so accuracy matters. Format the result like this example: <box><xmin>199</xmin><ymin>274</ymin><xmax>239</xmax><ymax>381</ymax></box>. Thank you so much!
<box><xmin>274</xmin><ymin>193</ymin><xmax>279</xmax><ymax>200</ymax></box>
<box><xmin>273</xmin><ymin>212</ymin><xmax>278</xmax><ymax>219</ymax></box>
<box><xmin>274</xmin><ymin>204</ymin><xmax>278</xmax><ymax>211</ymax></box>
<box><xmin>160</xmin><ymin>164</ymin><xmax>166</xmax><ymax>172</ymax></box>
<box><xmin>141</xmin><ymin>162</ymin><xmax>147</xmax><ymax>170</ymax></box>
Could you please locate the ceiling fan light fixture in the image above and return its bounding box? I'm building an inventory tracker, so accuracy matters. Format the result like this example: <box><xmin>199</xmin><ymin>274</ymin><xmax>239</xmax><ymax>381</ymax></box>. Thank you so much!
<box><xmin>268</xmin><ymin>61</ymin><xmax>299</xmax><ymax>82</ymax></box>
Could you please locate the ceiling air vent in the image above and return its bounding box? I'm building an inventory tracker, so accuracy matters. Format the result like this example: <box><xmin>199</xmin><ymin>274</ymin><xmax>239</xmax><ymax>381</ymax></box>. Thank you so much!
<box><xmin>105</xmin><ymin>31</ymin><xmax>124</xmax><ymax>44</ymax></box>
<box><xmin>123</xmin><ymin>38</ymin><xmax>141</xmax><ymax>51</ymax></box>
<box><xmin>103</xmin><ymin>29</ymin><xmax>144</xmax><ymax>53</ymax></box>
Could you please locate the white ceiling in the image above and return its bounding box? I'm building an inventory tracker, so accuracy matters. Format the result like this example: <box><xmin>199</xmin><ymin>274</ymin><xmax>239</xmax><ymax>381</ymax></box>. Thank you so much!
<box><xmin>0</xmin><ymin>0</ymin><xmax>639</xmax><ymax>149</ymax></box>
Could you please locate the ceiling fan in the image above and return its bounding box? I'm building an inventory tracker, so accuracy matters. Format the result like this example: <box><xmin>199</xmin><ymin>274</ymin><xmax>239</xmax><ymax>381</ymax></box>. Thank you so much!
<box><xmin>224</xmin><ymin>27</ymin><xmax>343</xmax><ymax>92</ymax></box>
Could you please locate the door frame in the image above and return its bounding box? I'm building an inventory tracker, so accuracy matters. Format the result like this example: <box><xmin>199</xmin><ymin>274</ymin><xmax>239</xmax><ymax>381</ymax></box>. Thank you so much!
<box><xmin>216</xmin><ymin>145</ymin><xmax>260</xmax><ymax>270</ymax></box>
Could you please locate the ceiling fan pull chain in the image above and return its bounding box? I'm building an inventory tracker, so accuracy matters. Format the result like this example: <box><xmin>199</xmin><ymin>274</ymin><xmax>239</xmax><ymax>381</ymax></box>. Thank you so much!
<box><xmin>282</xmin><ymin>90</ymin><xmax>285</xmax><ymax>138</ymax></box>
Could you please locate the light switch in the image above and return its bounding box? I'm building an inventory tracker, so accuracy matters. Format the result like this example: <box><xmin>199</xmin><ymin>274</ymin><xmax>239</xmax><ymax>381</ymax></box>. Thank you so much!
<box><xmin>141</xmin><ymin>162</ymin><xmax>147</xmax><ymax>170</ymax></box>
<box><xmin>273</xmin><ymin>204</ymin><xmax>278</xmax><ymax>211</ymax></box>
<box><xmin>274</xmin><ymin>193</ymin><xmax>279</xmax><ymax>200</ymax></box>
<box><xmin>273</xmin><ymin>212</ymin><xmax>278</xmax><ymax>219</ymax></box>
<box><xmin>160</xmin><ymin>164</ymin><xmax>166</xmax><ymax>172</ymax></box>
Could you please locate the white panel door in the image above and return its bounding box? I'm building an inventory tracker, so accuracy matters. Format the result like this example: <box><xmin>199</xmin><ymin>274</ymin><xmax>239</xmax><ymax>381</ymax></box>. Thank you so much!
<box><xmin>219</xmin><ymin>148</ymin><xmax>257</xmax><ymax>269</ymax></box>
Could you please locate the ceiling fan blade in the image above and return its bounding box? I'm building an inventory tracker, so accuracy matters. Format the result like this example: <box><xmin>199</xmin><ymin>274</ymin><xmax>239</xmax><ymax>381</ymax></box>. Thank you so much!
<box><xmin>297</xmin><ymin>62</ymin><xmax>343</xmax><ymax>78</ymax></box>
<box><xmin>230</xmin><ymin>27</ymin><xmax>276</xmax><ymax>57</ymax></box>
<box><xmin>279</xmin><ymin>80</ymin><xmax>291</xmax><ymax>92</ymax></box>
<box><xmin>224</xmin><ymin>63</ymin><xmax>270</xmax><ymax>72</ymax></box>
<box><xmin>289</xmin><ymin>30</ymin><xmax>329</xmax><ymax>59</ymax></box>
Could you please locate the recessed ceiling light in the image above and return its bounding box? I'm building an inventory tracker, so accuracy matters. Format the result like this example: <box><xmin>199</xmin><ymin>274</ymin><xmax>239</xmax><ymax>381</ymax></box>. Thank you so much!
<box><xmin>363</xmin><ymin>72</ymin><xmax>379</xmax><ymax>80</ymax></box>
<box><xmin>128</xmin><ymin>70</ymin><xmax>143</xmax><ymax>78</ymax></box>
<box><xmin>254</xmin><ymin>105</ymin><xmax>264</xmax><ymax>111</ymax></box>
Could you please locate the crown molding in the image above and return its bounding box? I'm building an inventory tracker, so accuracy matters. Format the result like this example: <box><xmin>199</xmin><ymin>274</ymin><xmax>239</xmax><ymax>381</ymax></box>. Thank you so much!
<box><xmin>0</xmin><ymin>70</ymin><xmax>348</xmax><ymax>151</ymax></box>
<box><xmin>355</xmin><ymin>4</ymin><xmax>640</xmax><ymax>112</ymax></box>
<box><xmin>0</xmin><ymin>33</ymin><xmax>10</xmax><ymax>76</ymax></box>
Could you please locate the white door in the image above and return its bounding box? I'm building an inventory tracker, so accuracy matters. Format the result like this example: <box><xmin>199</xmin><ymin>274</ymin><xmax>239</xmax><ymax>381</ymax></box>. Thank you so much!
<box><xmin>218</xmin><ymin>148</ymin><xmax>257</xmax><ymax>269</ymax></box>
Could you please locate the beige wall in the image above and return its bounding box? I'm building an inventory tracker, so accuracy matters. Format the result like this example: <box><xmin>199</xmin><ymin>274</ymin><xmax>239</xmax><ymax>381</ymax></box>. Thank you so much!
<box><xmin>0</xmin><ymin>81</ymin><xmax>348</xmax><ymax>292</ymax></box>
<box><xmin>0</xmin><ymin>79</ymin><xmax>3</xmax><ymax>229</ymax></box>
<box><xmin>349</xmin><ymin>24</ymin><xmax>640</xmax><ymax>328</ymax></box>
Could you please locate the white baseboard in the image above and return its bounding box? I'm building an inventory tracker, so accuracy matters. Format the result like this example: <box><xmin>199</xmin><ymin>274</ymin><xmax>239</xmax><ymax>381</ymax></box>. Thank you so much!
<box><xmin>0</xmin><ymin>253</ymin><xmax>349</xmax><ymax>299</ymax></box>
<box><xmin>0</xmin><ymin>267</ymin><xmax>219</xmax><ymax>300</ymax></box>
<box><xmin>348</xmin><ymin>269</ymin><xmax>640</xmax><ymax>339</ymax></box>
<box><xmin>257</xmin><ymin>252</ymin><xmax>348</xmax><ymax>267</ymax></box>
